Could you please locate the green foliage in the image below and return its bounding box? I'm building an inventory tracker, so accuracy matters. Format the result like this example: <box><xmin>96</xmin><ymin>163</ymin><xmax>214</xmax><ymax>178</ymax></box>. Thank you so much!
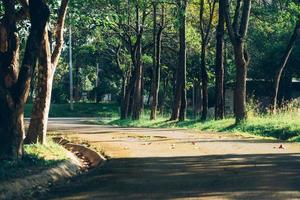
<box><xmin>21</xmin><ymin>0</ymin><xmax>300</xmax><ymax>125</ymax></box>
<box><xmin>249</xmin><ymin>1</ymin><xmax>300</xmax><ymax>79</ymax></box>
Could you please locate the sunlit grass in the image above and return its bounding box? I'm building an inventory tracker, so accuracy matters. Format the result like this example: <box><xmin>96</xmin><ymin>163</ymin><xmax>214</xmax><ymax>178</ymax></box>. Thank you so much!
<box><xmin>106</xmin><ymin>110</ymin><xmax>300</xmax><ymax>141</ymax></box>
<box><xmin>0</xmin><ymin>141</ymin><xmax>68</xmax><ymax>181</ymax></box>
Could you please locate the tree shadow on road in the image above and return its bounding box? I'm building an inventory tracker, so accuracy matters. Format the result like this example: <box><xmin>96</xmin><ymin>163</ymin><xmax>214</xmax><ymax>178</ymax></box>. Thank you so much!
<box><xmin>40</xmin><ymin>153</ymin><xmax>300</xmax><ymax>200</ymax></box>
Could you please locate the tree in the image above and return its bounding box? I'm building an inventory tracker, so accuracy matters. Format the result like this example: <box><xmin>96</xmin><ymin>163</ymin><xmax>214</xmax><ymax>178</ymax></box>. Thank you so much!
<box><xmin>170</xmin><ymin>0</ymin><xmax>187</xmax><ymax>121</ymax></box>
<box><xmin>0</xmin><ymin>0</ymin><xmax>50</xmax><ymax>159</ymax></box>
<box><xmin>25</xmin><ymin>0</ymin><xmax>69</xmax><ymax>144</ymax></box>
<box><xmin>223</xmin><ymin>0</ymin><xmax>251</xmax><ymax>123</ymax></box>
<box><xmin>272</xmin><ymin>18</ymin><xmax>300</xmax><ymax>113</ymax></box>
<box><xmin>215</xmin><ymin>0</ymin><xmax>225</xmax><ymax>120</ymax></box>
<box><xmin>131</xmin><ymin>2</ymin><xmax>144</xmax><ymax>120</ymax></box>
<box><xmin>110</xmin><ymin>0</ymin><xmax>152</xmax><ymax>120</ymax></box>
<box><xmin>199</xmin><ymin>0</ymin><xmax>216</xmax><ymax>121</ymax></box>
<box><xmin>150</xmin><ymin>2</ymin><xmax>165</xmax><ymax>120</ymax></box>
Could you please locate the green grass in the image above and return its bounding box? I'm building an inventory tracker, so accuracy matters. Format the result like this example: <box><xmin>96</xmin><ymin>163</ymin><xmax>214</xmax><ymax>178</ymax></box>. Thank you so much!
<box><xmin>0</xmin><ymin>142</ymin><xmax>68</xmax><ymax>181</ymax></box>
<box><xmin>105</xmin><ymin>111</ymin><xmax>300</xmax><ymax>141</ymax></box>
<box><xmin>25</xmin><ymin>102</ymin><xmax>119</xmax><ymax>118</ymax></box>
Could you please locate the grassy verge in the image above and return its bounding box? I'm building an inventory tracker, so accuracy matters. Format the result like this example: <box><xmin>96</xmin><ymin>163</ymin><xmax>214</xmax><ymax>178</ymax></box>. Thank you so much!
<box><xmin>105</xmin><ymin>111</ymin><xmax>300</xmax><ymax>141</ymax></box>
<box><xmin>0</xmin><ymin>142</ymin><xmax>68</xmax><ymax>181</ymax></box>
<box><xmin>25</xmin><ymin>102</ymin><xmax>119</xmax><ymax>118</ymax></box>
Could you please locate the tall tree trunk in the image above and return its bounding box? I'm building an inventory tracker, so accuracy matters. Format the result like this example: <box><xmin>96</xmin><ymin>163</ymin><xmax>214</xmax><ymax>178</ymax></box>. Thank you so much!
<box><xmin>178</xmin><ymin>1</ymin><xmax>187</xmax><ymax>121</ymax></box>
<box><xmin>215</xmin><ymin>1</ymin><xmax>225</xmax><ymax>120</ymax></box>
<box><xmin>170</xmin><ymin>69</ymin><xmax>182</xmax><ymax>120</ymax></box>
<box><xmin>158</xmin><ymin>77</ymin><xmax>168</xmax><ymax>114</ymax></box>
<box><xmin>131</xmin><ymin>3</ymin><xmax>143</xmax><ymax>120</ymax></box>
<box><xmin>121</xmin><ymin>64</ymin><xmax>133</xmax><ymax>119</ymax></box>
<box><xmin>150</xmin><ymin>3</ymin><xmax>158</xmax><ymax>120</ymax></box>
<box><xmin>141</xmin><ymin>65</ymin><xmax>145</xmax><ymax>112</ymax></box>
<box><xmin>132</xmin><ymin>37</ymin><xmax>142</xmax><ymax>120</ymax></box>
<box><xmin>25</xmin><ymin>0</ymin><xmax>69</xmax><ymax>144</ymax></box>
<box><xmin>199</xmin><ymin>0</ymin><xmax>216</xmax><ymax>121</ymax></box>
<box><xmin>171</xmin><ymin>0</ymin><xmax>187</xmax><ymax>121</ymax></box>
<box><xmin>272</xmin><ymin>19</ymin><xmax>300</xmax><ymax>113</ymax></box>
<box><xmin>150</xmin><ymin>4</ymin><xmax>164</xmax><ymax>120</ymax></box>
<box><xmin>193</xmin><ymin>81</ymin><xmax>202</xmax><ymax>118</ymax></box>
<box><xmin>223</xmin><ymin>0</ymin><xmax>251</xmax><ymax>123</ymax></box>
<box><xmin>0</xmin><ymin>0</ymin><xmax>21</xmax><ymax>159</ymax></box>
<box><xmin>200</xmin><ymin>43</ymin><xmax>208</xmax><ymax>121</ymax></box>
<box><xmin>233</xmin><ymin>44</ymin><xmax>248</xmax><ymax>122</ymax></box>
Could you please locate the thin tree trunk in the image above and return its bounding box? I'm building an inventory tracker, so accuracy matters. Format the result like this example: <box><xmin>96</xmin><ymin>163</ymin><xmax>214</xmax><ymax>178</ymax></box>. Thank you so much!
<box><xmin>171</xmin><ymin>0</ymin><xmax>187</xmax><ymax>121</ymax></box>
<box><xmin>121</xmin><ymin>64</ymin><xmax>133</xmax><ymax>119</ymax></box>
<box><xmin>193</xmin><ymin>81</ymin><xmax>202</xmax><ymax>118</ymax></box>
<box><xmin>150</xmin><ymin>4</ymin><xmax>164</xmax><ymax>120</ymax></box>
<box><xmin>200</xmin><ymin>43</ymin><xmax>208</xmax><ymax>121</ymax></box>
<box><xmin>198</xmin><ymin>0</ymin><xmax>216</xmax><ymax>121</ymax></box>
<box><xmin>178</xmin><ymin>2</ymin><xmax>187</xmax><ymax>121</ymax></box>
<box><xmin>215</xmin><ymin>1</ymin><xmax>225</xmax><ymax>120</ymax></box>
<box><xmin>170</xmin><ymin>68</ymin><xmax>182</xmax><ymax>120</ymax></box>
<box><xmin>272</xmin><ymin>19</ymin><xmax>300</xmax><ymax>113</ymax></box>
<box><xmin>150</xmin><ymin>3</ymin><xmax>158</xmax><ymax>120</ymax></box>
<box><xmin>158</xmin><ymin>77</ymin><xmax>168</xmax><ymax>114</ymax></box>
<box><xmin>132</xmin><ymin>37</ymin><xmax>142</xmax><ymax>120</ymax></box>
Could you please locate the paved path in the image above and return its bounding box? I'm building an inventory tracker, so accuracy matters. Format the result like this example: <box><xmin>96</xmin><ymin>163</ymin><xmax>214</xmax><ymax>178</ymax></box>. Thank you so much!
<box><xmin>39</xmin><ymin>118</ymin><xmax>300</xmax><ymax>200</ymax></box>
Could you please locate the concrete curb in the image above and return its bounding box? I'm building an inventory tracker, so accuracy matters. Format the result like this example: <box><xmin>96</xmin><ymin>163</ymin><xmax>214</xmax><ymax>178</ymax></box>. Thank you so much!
<box><xmin>0</xmin><ymin>150</ymin><xmax>82</xmax><ymax>200</ymax></box>
<box><xmin>52</xmin><ymin>136</ymin><xmax>106</xmax><ymax>169</ymax></box>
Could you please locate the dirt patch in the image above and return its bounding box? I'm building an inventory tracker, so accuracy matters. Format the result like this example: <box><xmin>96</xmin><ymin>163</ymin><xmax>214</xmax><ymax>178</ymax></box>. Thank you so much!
<box><xmin>41</xmin><ymin>120</ymin><xmax>300</xmax><ymax>199</ymax></box>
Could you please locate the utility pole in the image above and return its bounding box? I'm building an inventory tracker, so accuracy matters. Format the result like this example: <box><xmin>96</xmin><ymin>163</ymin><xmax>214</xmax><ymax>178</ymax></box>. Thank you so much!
<box><xmin>69</xmin><ymin>25</ymin><xmax>74</xmax><ymax>111</ymax></box>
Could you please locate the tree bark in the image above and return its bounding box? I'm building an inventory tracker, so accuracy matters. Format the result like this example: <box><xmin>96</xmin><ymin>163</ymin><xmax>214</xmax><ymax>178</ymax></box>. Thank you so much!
<box><xmin>200</xmin><ymin>43</ymin><xmax>208</xmax><ymax>121</ymax></box>
<box><xmin>150</xmin><ymin>4</ymin><xmax>164</xmax><ymax>120</ymax></box>
<box><xmin>131</xmin><ymin>3</ymin><xmax>144</xmax><ymax>120</ymax></box>
<box><xmin>0</xmin><ymin>0</ymin><xmax>50</xmax><ymax>159</ymax></box>
<box><xmin>193</xmin><ymin>81</ymin><xmax>202</xmax><ymax>118</ymax></box>
<box><xmin>25</xmin><ymin>27</ymin><xmax>52</xmax><ymax>144</ymax></box>
<box><xmin>223</xmin><ymin>0</ymin><xmax>251</xmax><ymax>123</ymax></box>
<box><xmin>158</xmin><ymin>77</ymin><xmax>168</xmax><ymax>114</ymax></box>
<box><xmin>272</xmin><ymin>19</ymin><xmax>300</xmax><ymax>113</ymax></box>
<box><xmin>234</xmin><ymin>44</ymin><xmax>248</xmax><ymax>122</ymax></box>
<box><xmin>150</xmin><ymin>3</ymin><xmax>158</xmax><ymax>120</ymax></box>
<box><xmin>121</xmin><ymin>63</ymin><xmax>133</xmax><ymax>119</ymax></box>
<box><xmin>171</xmin><ymin>0</ymin><xmax>187</xmax><ymax>121</ymax></box>
<box><xmin>215</xmin><ymin>1</ymin><xmax>225</xmax><ymax>120</ymax></box>
<box><xmin>132</xmin><ymin>38</ymin><xmax>142</xmax><ymax>120</ymax></box>
<box><xmin>25</xmin><ymin>0</ymin><xmax>69</xmax><ymax>144</ymax></box>
<box><xmin>0</xmin><ymin>0</ymin><xmax>23</xmax><ymax>159</ymax></box>
<box><xmin>199</xmin><ymin>0</ymin><xmax>216</xmax><ymax>121</ymax></box>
